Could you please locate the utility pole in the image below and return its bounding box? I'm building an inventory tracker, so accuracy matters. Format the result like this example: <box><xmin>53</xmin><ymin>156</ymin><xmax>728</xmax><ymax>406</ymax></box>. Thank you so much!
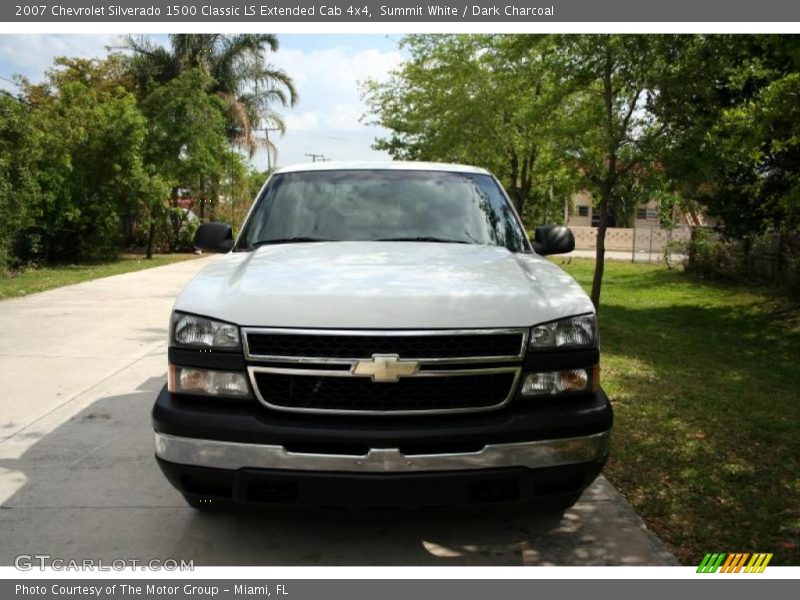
<box><xmin>229</xmin><ymin>153</ymin><xmax>234</xmax><ymax>230</ymax></box>
<box><xmin>305</xmin><ymin>153</ymin><xmax>329</xmax><ymax>163</ymax></box>
<box><xmin>252</xmin><ymin>127</ymin><xmax>283</xmax><ymax>171</ymax></box>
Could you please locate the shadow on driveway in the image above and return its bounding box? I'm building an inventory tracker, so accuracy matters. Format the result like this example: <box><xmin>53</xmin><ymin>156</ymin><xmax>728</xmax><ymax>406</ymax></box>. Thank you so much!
<box><xmin>0</xmin><ymin>374</ymin><xmax>676</xmax><ymax>566</ymax></box>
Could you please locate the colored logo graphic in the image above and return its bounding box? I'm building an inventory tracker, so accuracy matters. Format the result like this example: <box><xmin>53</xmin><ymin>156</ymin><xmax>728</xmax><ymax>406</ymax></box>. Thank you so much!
<box><xmin>697</xmin><ymin>553</ymin><xmax>773</xmax><ymax>573</ymax></box>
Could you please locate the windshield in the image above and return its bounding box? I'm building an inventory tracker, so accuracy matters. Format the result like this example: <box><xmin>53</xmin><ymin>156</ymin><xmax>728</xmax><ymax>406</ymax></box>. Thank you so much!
<box><xmin>236</xmin><ymin>169</ymin><xmax>529</xmax><ymax>253</ymax></box>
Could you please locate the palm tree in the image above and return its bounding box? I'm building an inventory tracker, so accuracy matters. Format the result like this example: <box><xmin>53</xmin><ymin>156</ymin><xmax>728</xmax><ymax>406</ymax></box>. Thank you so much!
<box><xmin>122</xmin><ymin>34</ymin><xmax>297</xmax><ymax>162</ymax></box>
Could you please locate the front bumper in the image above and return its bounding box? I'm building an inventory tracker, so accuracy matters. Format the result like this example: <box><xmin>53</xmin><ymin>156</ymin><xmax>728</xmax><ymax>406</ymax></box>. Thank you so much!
<box><xmin>152</xmin><ymin>385</ymin><xmax>612</xmax><ymax>507</ymax></box>
<box><xmin>155</xmin><ymin>430</ymin><xmax>610</xmax><ymax>473</ymax></box>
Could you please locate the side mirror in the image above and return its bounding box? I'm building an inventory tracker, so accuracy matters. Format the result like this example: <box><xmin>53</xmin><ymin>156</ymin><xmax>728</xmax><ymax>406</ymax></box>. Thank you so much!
<box><xmin>532</xmin><ymin>225</ymin><xmax>575</xmax><ymax>256</ymax></box>
<box><xmin>194</xmin><ymin>222</ymin><xmax>234</xmax><ymax>253</ymax></box>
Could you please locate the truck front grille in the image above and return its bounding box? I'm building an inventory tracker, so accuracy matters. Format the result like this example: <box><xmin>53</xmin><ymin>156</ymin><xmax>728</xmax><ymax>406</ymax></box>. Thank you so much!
<box><xmin>252</xmin><ymin>371</ymin><xmax>517</xmax><ymax>414</ymax></box>
<box><xmin>242</xmin><ymin>328</ymin><xmax>527</xmax><ymax>415</ymax></box>
<box><xmin>245</xmin><ymin>330</ymin><xmax>525</xmax><ymax>360</ymax></box>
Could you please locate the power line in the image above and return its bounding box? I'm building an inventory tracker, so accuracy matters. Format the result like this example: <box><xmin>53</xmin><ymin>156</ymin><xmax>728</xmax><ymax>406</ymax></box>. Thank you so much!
<box><xmin>0</xmin><ymin>74</ymin><xmax>29</xmax><ymax>105</ymax></box>
<box><xmin>0</xmin><ymin>74</ymin><xmax>20</xmax><ymax>87</ymax></box>
<box><xmin>48</xmin><ymin>34</ymin><xmax>94</xmax><ymax>58</ymax></box>
<box><xmin>291</xmin><ymin>128</ymin><xmax>374</xmax><ymax>147</ymax></box>
<box><xmin>255</xmin><ymin>125</ymin><xmax>370</xmax><ymax>147</ymax></box>
<box><xmin>0</xmin><ymin>89</ymin><xmax>30</xmax><ymax>105</ymax></box>
<box><xmin>257</xmin><ymin>123</ymin><xmax>376</xmax><ymax>148</ymax></box>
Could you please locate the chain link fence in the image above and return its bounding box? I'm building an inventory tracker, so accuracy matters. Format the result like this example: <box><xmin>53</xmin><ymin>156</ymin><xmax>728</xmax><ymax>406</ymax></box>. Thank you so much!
<box><xmin>684</xmin><ymin>228</ymin><xmax>800</xmax><ymax>289</ymax></box>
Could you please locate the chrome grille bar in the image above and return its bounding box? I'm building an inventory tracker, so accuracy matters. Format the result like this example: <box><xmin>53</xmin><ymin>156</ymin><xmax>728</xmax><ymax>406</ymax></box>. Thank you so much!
<box><xmin>242</xmin><ymin>327</ymin><xmax>528</xmax><ymax>415</ymax></box>
<box><xmin>242</xmin><ymin>327</ymin><xmax>529</xmax><ymax>364</ymax></box>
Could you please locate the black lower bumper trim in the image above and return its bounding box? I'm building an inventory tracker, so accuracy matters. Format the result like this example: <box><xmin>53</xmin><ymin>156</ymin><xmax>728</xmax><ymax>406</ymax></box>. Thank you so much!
<box><xmin>157</xmin><ymin>457</ymin><xmax>606</xmax><ymax>509</ymax></box>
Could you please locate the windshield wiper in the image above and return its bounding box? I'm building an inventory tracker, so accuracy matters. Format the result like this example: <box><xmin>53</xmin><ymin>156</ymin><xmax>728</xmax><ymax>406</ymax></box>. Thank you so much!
<box><xmin>246</xmin><ymin>236</ymin><xmax>470</xmax><ymax>249</ymax></box>
<box><xmin>249</xmin><ymin>237</ymin><xmax>332</xmax><ymax>248</ymax></box>
<box><xmin>375</xmin><ymin>236</ymin><xmax>471</xmax><ymax>244</ymax></box>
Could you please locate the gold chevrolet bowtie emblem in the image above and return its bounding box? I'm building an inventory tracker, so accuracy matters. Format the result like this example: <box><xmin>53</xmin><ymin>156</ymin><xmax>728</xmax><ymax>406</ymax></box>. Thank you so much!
<box><xmin>352</xmin><ymin>354</ymin><xmax>419</xmax><ymax>382</ymax></box>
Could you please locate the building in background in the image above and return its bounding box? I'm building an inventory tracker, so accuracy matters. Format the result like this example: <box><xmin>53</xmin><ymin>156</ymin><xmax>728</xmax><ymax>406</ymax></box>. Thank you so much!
<box><xmin>563</xmin><ymin>192</ymin><xmax>722</xmax><ymax>258</ymax></box>
<box><xmin>566</xmin><ymin>192</ymin><xmax>719</xmax><ymax>229</ymax></box>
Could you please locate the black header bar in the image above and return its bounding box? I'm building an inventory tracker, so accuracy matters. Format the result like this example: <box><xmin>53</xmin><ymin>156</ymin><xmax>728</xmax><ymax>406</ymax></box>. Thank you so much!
<box><xmin>4</xmin><ymin>0</ymin><xmax>800</xmax><ymax>23</ymax></box>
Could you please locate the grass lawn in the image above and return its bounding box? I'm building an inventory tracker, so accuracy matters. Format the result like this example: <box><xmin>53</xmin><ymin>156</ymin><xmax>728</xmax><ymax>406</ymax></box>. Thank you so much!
<box><xmin>0</xmin><ymin>253</ymin><xmax>202</xmax><ymax>300</ymax></box>
<box><xmin>553</xmin><ymin>257</ymin><xmax>800</xmax><ymax>565</ymax></box>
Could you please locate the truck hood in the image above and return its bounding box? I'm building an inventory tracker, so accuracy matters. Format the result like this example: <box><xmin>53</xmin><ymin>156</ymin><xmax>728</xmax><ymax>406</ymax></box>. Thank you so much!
<box><xmin>174</xmin><ymin>242</ymin><xmax>594</xmax><ymax>329</ymax></box>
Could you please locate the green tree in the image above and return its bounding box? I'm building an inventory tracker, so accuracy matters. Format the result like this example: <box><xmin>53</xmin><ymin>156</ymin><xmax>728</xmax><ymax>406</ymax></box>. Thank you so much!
<box><xmin>363</xmin><ymin>34</ymin><xmax>577</xmax><ymax>222</ymax></box>
<box><xmin>141</xmin><ymin>68</ymin><xmax>245</xmax><ymax>249</ymax></box>
<box><xmin>123</xmin><ymin>34</ymin><xmax>297</xmax><ymax>161</ymax></box>
<box><xmin>654</xmin><ymin>35</ymin><xmax>800</xmax><ymax>237</ymax></box>
<box><xmin>0</xmin><ymin>93</ymin><xmax>41</xmax><ymax>269</ymax></box>
<box><xmin>726</xmin><ymin>72</ymin><xmax>800</xmax><ymax>233</ymax></box>
<box><xmin>247</xmin><ymin>166</ymin><xmax>274</xmax><ymax>200</ymax></box>
<box><xmin>21</xmin><ymin>57</ymin><xmax>150</xmax><ymax>263</ymax></box>
<box><xmin>555</xmin><ymin>35</ymin><xmax>669</xmax><ymax>308</ymax></box>
<box><xmin>367</xmin><ymin>34</ymin><xmax>670</xmax><ymax>309</ymax></box>
<box><xmin>136</xmin><ymin>171</ymin><xmax>171</xmax><ymax>260</ymax></box>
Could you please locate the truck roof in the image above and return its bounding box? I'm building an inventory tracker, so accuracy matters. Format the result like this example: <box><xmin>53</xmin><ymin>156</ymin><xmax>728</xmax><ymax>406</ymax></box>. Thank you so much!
<box><xmin>274</xmin><ymin>160</ymin><xmax>491</xmax><ymax>175</ymax></box>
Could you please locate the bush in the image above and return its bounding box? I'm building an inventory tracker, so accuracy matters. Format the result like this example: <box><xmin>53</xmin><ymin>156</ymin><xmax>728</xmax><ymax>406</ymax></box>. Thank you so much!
<box><xmin>176</xmin><ymin>217</ymin><xmax>200</xmax><ymax>253</ymax></box>
<box><xmin>682</xmin><ymin>228</ymin><xmax>745</xmax><ymax>280</ymax></box>
<box><xmin>682</xmin><ymin>227</ymin><xmax>800</xmax><ymax>291</ymax></box>
<box><xmin>0</xmin><ymin>95</ymin><xmax>39</xmax><ymax>271</ymax></box>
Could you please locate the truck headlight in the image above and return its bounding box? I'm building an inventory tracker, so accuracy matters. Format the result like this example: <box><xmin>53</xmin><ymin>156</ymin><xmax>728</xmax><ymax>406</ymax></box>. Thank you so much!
<box><xmin>529</xmin><ymin>314</ymin><xmax>597</xmax><ymax>349</ymax></box>
<box><xmin>169</xmin><ymin>365</ymin><xmax>251</xmax><ymax>398</ymax></box>
<box><xmin>520</xmin><ymin>367</ymin><xmax>597</xmax><ymax>397</ymax></box>
<box><xmin>171</xmin><ymin>312</ymin><xmax>240</xmax><ymax>349</ymax></box>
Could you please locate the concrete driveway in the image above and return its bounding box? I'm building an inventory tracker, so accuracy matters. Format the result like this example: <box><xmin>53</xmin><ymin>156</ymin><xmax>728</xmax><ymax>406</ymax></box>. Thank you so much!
<box><xmin>0</xmin><ymin>258</ymin><xmax>676</xmax><ymax>566</ymax></box>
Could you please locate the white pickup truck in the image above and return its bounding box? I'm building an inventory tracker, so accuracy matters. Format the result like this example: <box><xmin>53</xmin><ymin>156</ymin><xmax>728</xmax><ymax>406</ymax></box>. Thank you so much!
<box><xmin>152</xmin><ymin>161</ymin><xmax>612</xmax><ymax>510</ymax></box>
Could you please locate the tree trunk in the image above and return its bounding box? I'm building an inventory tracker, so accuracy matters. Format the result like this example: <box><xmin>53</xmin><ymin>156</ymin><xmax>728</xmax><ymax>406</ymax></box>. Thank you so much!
<box><xmin>509</xmin><ymin>189</ymin><xmax>525</xmax><ymax>214</ymax></box>
<box><xmin>590</xmin><ymin>43</ymin><xmax>617</xmax><ymax>311</ymax></box>
<box><xmin>591</xmin><ymin>189</ymin><xmax>610</xmax><ymax>309</ymax></box>
<box><xmin>145</xmin><ymin>219</ymin><xmax>156</xmax><ymax>260</ymax></box>
<box><xmin>516</xmin><ymin>148</ymin><xmax>535</xmax><ymax>218</ymax></box>
<box><xmin>508</xmin><ymin>153</ymin><xmax>523</xmax><ymax>213</ymax></box>
<box><xmin>209</xmin><ymin>177</ymin><xmax>219</xmax><ymax>221</ymax></box>
<box><xmin>168</xmin><ymin>186</ymin><xmax>180</xmax><ymax>252</ymax></box>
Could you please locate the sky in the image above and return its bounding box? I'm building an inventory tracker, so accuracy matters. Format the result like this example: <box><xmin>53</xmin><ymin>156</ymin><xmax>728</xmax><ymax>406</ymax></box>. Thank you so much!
<box><xmin>0</xmin><ymin>33</ymin><xmax>406</xmax><ymax>169</ymax></box>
